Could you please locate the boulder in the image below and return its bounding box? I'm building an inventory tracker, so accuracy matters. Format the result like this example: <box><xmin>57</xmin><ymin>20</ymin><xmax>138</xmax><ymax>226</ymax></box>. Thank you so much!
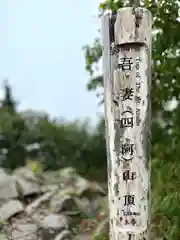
<box><xmin>0</xmin><ymin>167</ymin><xmax>107</xmax><ymax>240</ymax></box>
<box><xmin>13</xmin><ymin>167</ymin><xmax>42</xmax><ymax>196</ymax></box>
<box><xmin>0</xmin><ymin>200</ymin><xmax>24</xmax><ymax>221</ymax></box>
<box><xmin>41</xmin><ymin>214</ymin><xmax>69</xmax><ymax>230</ymax></box>
<box><xmin>50</xmin><ymin>195</ymin><xmax>76</xmax><ymax>213</ymax></box>
<box><xmin>0</xmin><ymin>169</ymin><xmax>18</xmax><ymax>200</ymax></box>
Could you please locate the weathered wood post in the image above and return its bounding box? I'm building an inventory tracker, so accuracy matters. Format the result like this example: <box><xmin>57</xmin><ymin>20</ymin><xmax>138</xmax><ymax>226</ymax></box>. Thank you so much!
<box><xmin>102</xmin><ymin>7</ymin><xmax>152</xmax><ymax>240</ymax></box>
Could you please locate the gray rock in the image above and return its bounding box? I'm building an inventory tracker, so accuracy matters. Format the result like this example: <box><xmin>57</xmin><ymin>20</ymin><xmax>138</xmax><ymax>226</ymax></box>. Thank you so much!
<box><xmin>16</xmin><ymin>176</ymin><xmax>41</xmax><ymax>196</ymax></box>
<box><xmin>0</xmin><ymin>200</ymin><xmax>24</xmax><ymax>221</ymax></box>
<box><xmin>41</xmin><ymin>184</ymin><xmax>59</xmax><ymax>193</ymax></box>
<box><xmin>10</xmin><ymin>222</ymin><xmax>38</xmax><ymax>240</ymax></box>
<box><xmin>50</xmin><ymin>195</ymin><xmax>75</xmax><ymax>213</ymax></box>
<box><xmin>13</xmin><ymin>167</ymin><xmax>39</xmax><ymax>182</ymax></box>
<box><xmin>74</xmin><ymin>197</ymin><xmax>100</xmax><ymax>217</ymax></box>
<box><xmin>0</xmin><ymin>167</ymin><xmax>107</xmax><ymax>240</ymax></box>
<box><xmin>41</xmin><ymin>214</ymin><xmax>69</xmax><ymax>230</ymax></box>
<box><xmin>26</xmin><ymin>189</ymin><xmax>58</xmax><ymax>215</ymax></box>
<box><xmin>13</xmin><ymin>167</ymin><xmax>42</xmax><ymax>196</ymax></box>
<box><xmin>0</xmin><ymin>170</ymin><xmax>18</xmax><ymax>200</ymax></box>
<box><xmin>54</xmin><ymin>230</ymin><xmax>71</xmax><ymax>240</ymax></box>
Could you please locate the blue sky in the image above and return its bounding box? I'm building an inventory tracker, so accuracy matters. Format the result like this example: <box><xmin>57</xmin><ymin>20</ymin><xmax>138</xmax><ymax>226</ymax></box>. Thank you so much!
<box><xmin>0</xmin><ymin>0</ymin><xmax>103</xmax><ymax>123</ymax></box>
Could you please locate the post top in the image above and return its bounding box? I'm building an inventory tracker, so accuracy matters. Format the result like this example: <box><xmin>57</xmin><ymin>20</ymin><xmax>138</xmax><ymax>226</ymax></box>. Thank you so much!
<box><xmin>114</xmin><ymin>7</ymin><xmax>152</xmax><ymax>46</ymax></box>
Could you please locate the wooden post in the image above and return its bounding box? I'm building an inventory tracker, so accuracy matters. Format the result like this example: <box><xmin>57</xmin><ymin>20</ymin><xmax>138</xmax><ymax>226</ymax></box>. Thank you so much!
<box><xmin>102</xmin><ymin>7</ymin><xmax>152</xmax><ymax>240</ymax></box>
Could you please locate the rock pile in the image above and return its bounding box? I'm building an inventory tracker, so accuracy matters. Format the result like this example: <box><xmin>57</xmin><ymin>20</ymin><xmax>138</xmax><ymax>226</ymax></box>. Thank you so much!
<box><xmin>0</xmin><ymin>167</ymin><xmax>107</xmax><ymax>240</ymax></box>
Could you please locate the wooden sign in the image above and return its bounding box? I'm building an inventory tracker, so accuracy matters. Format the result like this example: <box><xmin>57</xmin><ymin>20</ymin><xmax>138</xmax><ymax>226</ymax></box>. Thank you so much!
<box><xmin>102</xmin><ymin>7</ymin><xmax>152</xmax><ymax>240</ymax></box>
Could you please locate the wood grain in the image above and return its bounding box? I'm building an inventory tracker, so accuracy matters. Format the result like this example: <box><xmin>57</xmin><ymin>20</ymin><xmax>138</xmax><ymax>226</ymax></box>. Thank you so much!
<box><xmin>102</xmin><ymin>7</ymin><xmax>152</xmax><ymax>240</ymax></box>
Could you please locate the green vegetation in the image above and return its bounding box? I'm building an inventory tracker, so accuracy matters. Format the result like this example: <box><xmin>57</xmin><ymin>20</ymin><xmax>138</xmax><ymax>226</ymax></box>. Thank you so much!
<box><xmin>0</xmin><ymin>80</ymin><xmax>106</xmax><ymax>181</ymax></box>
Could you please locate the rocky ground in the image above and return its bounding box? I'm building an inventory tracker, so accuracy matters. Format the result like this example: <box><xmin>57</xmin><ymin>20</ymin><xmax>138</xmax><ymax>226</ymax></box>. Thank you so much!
<box><xmin>0</xmin><ymin>166</ymin><xmax>108</xmax><ymax>240</ymax></box>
